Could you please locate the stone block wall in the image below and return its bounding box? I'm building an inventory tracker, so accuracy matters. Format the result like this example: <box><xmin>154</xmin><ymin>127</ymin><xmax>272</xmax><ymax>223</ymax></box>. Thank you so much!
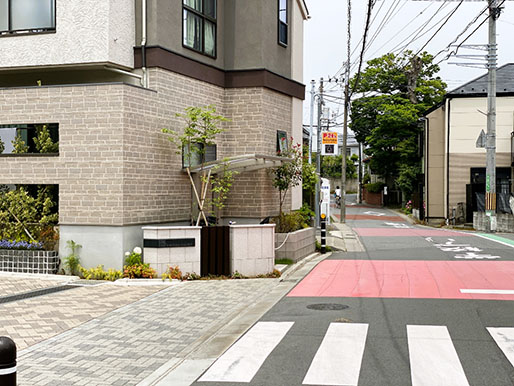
<box><xmin>230</xmin><ymin>224</ymin><xmax>275</xmax><ymax>276</ymax></box>
<box><xmin>474</xmin><ymin>211</ymin><xmax>514</xmax><ymax>232</ymax></box>
<box><xmin>275</xmin><ymin>227</ymin><xmax>315</xmax><ymax>262</ymax></box>
<box><xmin>143</xmin><ymin>226</ymin><xmax>201</xmax><ymax>276</ymax></box>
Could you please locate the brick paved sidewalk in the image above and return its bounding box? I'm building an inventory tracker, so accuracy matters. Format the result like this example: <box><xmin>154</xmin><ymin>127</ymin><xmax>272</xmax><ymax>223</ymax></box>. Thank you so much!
<box><xmin>0</xmin><ymin>281</ymin><xmax>166</xmax><ymax>350</ymax></box>
<box><xmin>0</xmin><ymin>273</ymin><xmax>71</xmax><ymax>297</ymax></box>
<box><xmin>16</xmin><ymin>279</ymin><xmax>280</xmax><ymax>386</ymax></box>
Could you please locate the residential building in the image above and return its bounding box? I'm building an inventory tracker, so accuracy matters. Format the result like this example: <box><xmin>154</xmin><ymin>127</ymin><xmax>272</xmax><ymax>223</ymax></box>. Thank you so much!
<box><xmin>0</xmin><ymin>0</ymin><xmax>309</xmax><ymax>269</ymax></box>
<box><xmin>423</xmin><ymin>64</ymin><xmax>514</xmax><ymax>225</ymax></box>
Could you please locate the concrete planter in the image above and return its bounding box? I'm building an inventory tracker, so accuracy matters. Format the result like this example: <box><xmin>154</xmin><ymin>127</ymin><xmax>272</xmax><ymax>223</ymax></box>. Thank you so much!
<box><xmin>474</xmin><ymin>212</ymin><xmax>514</xmax><ymax>232</ymax></box>
<box><xmin>0</xmin><ymin>249</ymin><xmax>60</xmax><ymax>274</ymax></box>
<box><xmin>230</xmin><ymin>224</ymin><xmax>275</xmax><ymax>276</ymax></box>
<box><xmin>275</xmin><ymin>227</ymin><xmax>316</xmax><ymax>263</ymax></box>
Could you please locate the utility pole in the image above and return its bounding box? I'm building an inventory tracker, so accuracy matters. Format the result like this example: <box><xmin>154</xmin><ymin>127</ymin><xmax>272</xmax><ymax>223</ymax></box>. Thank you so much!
<box><xmin>340</xmin><ymin>0</ymin><xmax>352</xmax><ymax>223</ymax></box>
<box><xmin>308</xmin><ymin>80</ymin><xmax>316</xmax><ymax>164</ymax></box>
<box><xmin>315</xmin><ymin>78</ymin><xmax>324</xmax><ymax>228</ymax></box>
<box><xmin>358</xmin><ymin>142</ymin><xmax>363</xmax><ymax>203</ymax></box>
<box><xmin>340</xmin><ymin>81</ymin><xmax>349</xmax><ymax>223</ymax></box>
<box><xmin>485</xmin><ymin>0</ymin><xmax>499</xmax><ymax>232</ymax></box>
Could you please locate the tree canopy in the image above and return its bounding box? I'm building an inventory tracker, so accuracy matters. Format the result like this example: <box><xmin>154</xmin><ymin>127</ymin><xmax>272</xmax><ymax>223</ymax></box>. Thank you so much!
<box><xmin>350</xmin><ymin>51</ymin><xmax>446</xmax><ymax>196</ymax></box>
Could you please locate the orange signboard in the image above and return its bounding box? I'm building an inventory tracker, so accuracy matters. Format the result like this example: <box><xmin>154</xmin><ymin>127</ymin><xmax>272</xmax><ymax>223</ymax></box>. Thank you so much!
<box><xmin>322</xmin><ymin>132</ymin><xmax>338</xmax><ymax>145</ymax></box>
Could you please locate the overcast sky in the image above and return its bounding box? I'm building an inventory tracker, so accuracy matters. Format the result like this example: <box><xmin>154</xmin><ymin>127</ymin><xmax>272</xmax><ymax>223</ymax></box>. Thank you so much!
<box><xmin>303</xmin><ymin>0</ymin><xmax>514</xmax><ymax>127</ymax></box>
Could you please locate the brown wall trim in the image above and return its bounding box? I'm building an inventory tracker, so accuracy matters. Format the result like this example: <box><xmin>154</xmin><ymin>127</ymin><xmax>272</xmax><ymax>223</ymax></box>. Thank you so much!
<box><xmin>134</xmin><ymin>46</ymin><xmax>305</xmax><ymax>100</ymax></box>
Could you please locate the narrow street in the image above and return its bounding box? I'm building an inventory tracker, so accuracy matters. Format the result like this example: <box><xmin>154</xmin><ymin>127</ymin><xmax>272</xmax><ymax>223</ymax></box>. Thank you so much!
<box><xmin>192</xmin><ymin>201</ymin><xmax>514</xmax><ymax>386</ymax></box>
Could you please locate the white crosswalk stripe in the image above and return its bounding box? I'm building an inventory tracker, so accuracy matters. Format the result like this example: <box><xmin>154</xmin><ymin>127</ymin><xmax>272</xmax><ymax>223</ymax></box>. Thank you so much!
<box><xmin>487</xmin><ymin>327</ymin><xmax>514</xmax><ymax>368</ymax></box>
<box><xmin>303</xmin><ymin>322</ymin><xmax>368</xmax><ymax>386</ymax></box>
<box><xmin>407</xmin><ymin>325</ymin><xmax>470</xmax><ymax>386</ymax></box>
<box><xmin>198</xmin><ymin>321</ymin><xmax>293</xmax><ymax>383</ymax></box>
<box><xmin>197</xmin><ymin>323</ymin><xmax>514</xmax><ymax>385</ymax></box>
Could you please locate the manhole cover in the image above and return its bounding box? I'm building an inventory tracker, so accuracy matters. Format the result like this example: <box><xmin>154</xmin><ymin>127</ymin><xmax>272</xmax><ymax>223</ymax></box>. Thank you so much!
<box><xmin>307</xmin><ymin>303</ymin><xmax>349</xmax><ymax>311</ymax></box>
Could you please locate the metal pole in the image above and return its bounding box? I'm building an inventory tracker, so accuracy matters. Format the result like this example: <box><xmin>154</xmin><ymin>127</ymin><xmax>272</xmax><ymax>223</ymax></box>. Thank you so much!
<box><xmin>308</xmin><ymin>80</ymin><xmax>315</xmax><ymax>164</ymax></box>
<box><xmin>340</xmin><ymin>82</ymin><xmax>349</xmax><ymax>223</ymax></box>
<box><xmin>0</xmin><ymin>336</ymin><xmax>16</xmax><ymax>386</ymax></box>
<box><xmin>320</xmin><ymin>214</ymin><xmax>327</xmax><ymax>254</ymax></box>
<box><xmin>485</xmin><ymin>0</ymin><xmax>498</xmax><ymax>232</ymax></box>
<box><xmin>315</xmin><ymin>78</ymin><xmax>324</xmax><ymax>228</ymax></box>
<box><xmin>358</xmin><ymin>142</ymin><xmax>363</xmax><ymax>203</ymax></box>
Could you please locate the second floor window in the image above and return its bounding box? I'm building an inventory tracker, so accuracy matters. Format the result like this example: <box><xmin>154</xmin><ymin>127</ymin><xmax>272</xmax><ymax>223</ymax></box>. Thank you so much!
<box><xmin>0</xmin><ymin>0</ymin><xmax>56</xmax><ymax>35</ymax></box>
<box><xmin>183</xmin><ymin>0</ymin><xmax>216</xmax><ymax>58</ymax></box>
<box><xmin>278</xmin><ymin>0</ymin><xmax>288</xmax><ymax>46</ymax></box>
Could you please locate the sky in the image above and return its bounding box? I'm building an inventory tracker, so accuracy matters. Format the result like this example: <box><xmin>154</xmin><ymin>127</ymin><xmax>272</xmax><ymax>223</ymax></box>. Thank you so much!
<box><xmin>302</xmin><ymin>0</ymin><xmax>514</xmax><ymax>129</ymax></box>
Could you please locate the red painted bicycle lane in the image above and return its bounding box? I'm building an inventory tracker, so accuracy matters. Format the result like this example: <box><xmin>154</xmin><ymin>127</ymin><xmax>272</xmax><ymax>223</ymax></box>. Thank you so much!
<box><xmin>287</xmin><ymin>260</ymin><xmax>514</xmax><ymax>300</ymax></box>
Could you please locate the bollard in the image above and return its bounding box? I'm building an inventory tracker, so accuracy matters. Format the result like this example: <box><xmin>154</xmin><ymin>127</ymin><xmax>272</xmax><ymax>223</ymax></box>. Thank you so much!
<box><xmin>0</xmin><ymin>336</ymin><xmax>16</xmax><ymax>386</ymax></box>
<box><xmin>320</xmin><ymin>214</ymin><xmax>326</xmax><ymax>254</ymax></box>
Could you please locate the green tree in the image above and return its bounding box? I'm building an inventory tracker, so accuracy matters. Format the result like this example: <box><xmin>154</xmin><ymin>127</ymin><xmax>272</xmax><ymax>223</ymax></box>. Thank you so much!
<box><xmin>34</xmin><ymin>125</ymin><xmax>59</xmax><ymax>153</ymax></box>
<box><xmin>162</xmin><ymin>105</ymin><xmax>228</xmax><ymax>225</ymax></box>
<box><xmin>321</xmin><ymin>155</ymin><xmax>357</xmax><ymax>180</ymax></box>
<box><xmin>12</xmin><ymin>133</ymin><xmax>29</xmax><ymax>154</ymax></box>
<box><xmin>270</xmin><ymin>140</ymin><xmax>302</xmax><ymax>217</ymax></box>
<box><xmin>350</xmin><ymin>51</ymin><xmax>446</xmax><ymax>198</ymax></box>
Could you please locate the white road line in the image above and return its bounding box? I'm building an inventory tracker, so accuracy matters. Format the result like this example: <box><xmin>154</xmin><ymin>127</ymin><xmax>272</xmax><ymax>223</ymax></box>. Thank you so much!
<box><xmin>487</xmin><ymin>327</ymin><xmax>514</xmax><ymax>367</ymax></box>
<box><xmin>474</xmin><ymin>233</ymin><xmax>514</xmax><ymax>249</ymax></box>
<box><xmin>407</xmin><ymin>325</ymin><xmax>470</xmax><ymax>386</ymax></box>
<box><xmin>303</xmin><ymin>323</ymin><xmax>368</xmax><ymax>386</ymax></box>
<box><xmin>198</xmin><ymin>321</ymin><xmax>294</xmax><ymax>383</ymax></box>
<box><xmin>460</xmin><ymin>289</ymin><xmax>514</xmax><ymax>295</ymax></box>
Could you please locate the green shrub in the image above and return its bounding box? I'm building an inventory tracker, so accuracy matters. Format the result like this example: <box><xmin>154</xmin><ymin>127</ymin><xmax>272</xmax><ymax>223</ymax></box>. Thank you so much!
<box><xmin>80</xmin><ymin>265</ymin><xmax>122</xmax><ymax>281</ymax></box>
<box><xmin>364</xmin><ymin>182</ymin><xmax>385</xmax><ymax>193</ymax></box>
<box><xmin>162</xmin><ymin>265</ymin><xmax>182</xmax><ymax>281</ymax></box>
<box><xmin>123</xmin><ymin>263</ymin><xmax>157</xmax><ymax>279</ymax></box>
<box><xmin>64</xmin><ymin>240</ymin><xmax>81</xmax><ymax>276</ymax></box>
<box><xmin>124</xmin><ymin>247</ymin><xmax>143</xmax><ymax>266</ymax></box>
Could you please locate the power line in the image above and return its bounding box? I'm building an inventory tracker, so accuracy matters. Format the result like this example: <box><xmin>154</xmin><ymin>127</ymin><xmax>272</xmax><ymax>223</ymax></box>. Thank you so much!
<box><xmin>350</xmin><ymin>0</ymin><xmax>376</xmax><ymax>98</ymax></box>
<box><xmin>367</xmin><ymin>1</ymin><xmax>434</xmax><ymax>59</ymax></box>
<box><xmin>411</xmin><ymin>0</ymin><xmax>464</xmax><ymax>58</ymax></box>
<box><xmin>433</xmin><ymin>3</ymin><xmax>490</xmax><ymax>63</ymax></box>
<box><xmin>390</xmin><ymin>1</ymin><xmax>450</xmax><ymax>55</ymax></box>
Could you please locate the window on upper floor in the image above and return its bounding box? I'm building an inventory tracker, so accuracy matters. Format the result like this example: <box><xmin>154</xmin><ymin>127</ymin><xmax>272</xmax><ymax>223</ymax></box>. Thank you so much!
<box><xmin>0</xmin><ymin>123</ymin><xmax>59</xmax><ymax>155</ymax></box>
<box><xmin>0</xmin><ymin>0</ymin><xmax>56</xmax><ymax>35</ymax></box>
<box><xmin>278</xmin><ymin>0</ymin><xmax>288</xmax><ymax>46</ymax></box>
<box><xmin>183</xmin><ymin>0</ymin><xmax>217</xmax><ymax>58</ymax></box>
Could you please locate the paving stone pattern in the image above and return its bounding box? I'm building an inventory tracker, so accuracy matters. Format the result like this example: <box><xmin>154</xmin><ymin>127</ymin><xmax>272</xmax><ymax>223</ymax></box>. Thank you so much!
<box><xmin>0</xmin><ymin>284</ymin><xmax>164</xmax><ymax>350</ymax></box>
<box><xmin>0</xmin><ymin>277</ymin><xmax>66</xmax><ymax>297</ymax></box>
<box><xmin>17</xmin><ymin>279</ymin><xmax>279</xmax><ymax>386</ymax></box>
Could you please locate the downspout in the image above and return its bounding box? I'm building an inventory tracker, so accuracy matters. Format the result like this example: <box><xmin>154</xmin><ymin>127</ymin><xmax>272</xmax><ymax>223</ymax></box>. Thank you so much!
<box><xmin>446</xmin><ymin>98</ymin><xmax>451</xmax><ymax>221</ymax></box>
<box><xmin>141</xmin><ymin>0</ymin><xmax>148</xmax><ymax>88</ymax></box>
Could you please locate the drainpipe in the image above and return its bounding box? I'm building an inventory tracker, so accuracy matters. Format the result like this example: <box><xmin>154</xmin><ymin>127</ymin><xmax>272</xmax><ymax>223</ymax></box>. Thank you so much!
<box><xmin>141</xmin><ymin>0</ymin><xmax>148</xmax><ymax>88</ymax></box>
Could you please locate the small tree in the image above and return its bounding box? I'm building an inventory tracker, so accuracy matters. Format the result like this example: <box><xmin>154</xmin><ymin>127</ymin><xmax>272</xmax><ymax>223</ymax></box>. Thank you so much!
<box><xmin>162</xmin><ymin>105</ymin><xmax>228</xmax><ymax>225</ymax></box>
<box><xmin>209</xmin><ymin>161</ymin><xmax>238</xmax><ymax>224</ymax></box>
<box><xmin>34</xmin><ymin>124</ymin><xmax>59</xmax><ymax>153</ymax></box>
<box><xmin>270</xmin><ymin>138</ymin><xmax>302</xmax><ymax>217</ymax></box>
<box><xmin>12</xmin><ymin>133</ymin><xmax>28</xmax><ymax>154</ymax></box>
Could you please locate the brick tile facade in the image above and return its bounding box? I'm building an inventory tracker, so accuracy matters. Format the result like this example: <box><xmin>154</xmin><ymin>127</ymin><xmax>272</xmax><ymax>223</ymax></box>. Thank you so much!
<box><xmin>0</xmin><ymin>68</ymin><xmax>295</xmax><ymax>226</ymax></box>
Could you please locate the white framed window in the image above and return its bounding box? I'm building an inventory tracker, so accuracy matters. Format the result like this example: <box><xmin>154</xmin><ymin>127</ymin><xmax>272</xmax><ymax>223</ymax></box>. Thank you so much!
<box><xmin>0</xmin><ymin>0</ymin><xmax>56</xmax><ymax>34</ymax></box>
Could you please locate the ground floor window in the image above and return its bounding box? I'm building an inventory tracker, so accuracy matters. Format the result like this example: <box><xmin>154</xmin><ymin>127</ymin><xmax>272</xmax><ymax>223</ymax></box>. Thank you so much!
<box><xmin>0</xmin><ymin>123</ymin><xmax>59</xmax><ymax>155</ymax></box>
<box><xmin>0</xmin><ymin>184</ymin><xmax>59</xmax><ymax>250</ymax></box>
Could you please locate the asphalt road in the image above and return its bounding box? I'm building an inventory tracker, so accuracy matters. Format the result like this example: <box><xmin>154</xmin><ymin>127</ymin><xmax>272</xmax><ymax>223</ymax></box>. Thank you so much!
<box><xmin>192</xmin><ymin>203</ymin><xmax>514</xmax><ymax>386</ymax></box>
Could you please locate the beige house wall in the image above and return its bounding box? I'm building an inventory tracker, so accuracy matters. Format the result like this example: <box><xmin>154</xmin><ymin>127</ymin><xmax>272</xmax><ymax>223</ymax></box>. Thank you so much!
<box><xmin>425</xmin><ymin>105</ymin><xmax>446</xmax><ymax>220</ymax></box>
<box><xmin>0</xmin><ymin>68</ymin><xmax>295</xmax><ymax>226</ymax></box>
<box><xmin>425</xmin><ymin>96</ymin><xmax>514</xmax><ymax>222</ymax></box>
